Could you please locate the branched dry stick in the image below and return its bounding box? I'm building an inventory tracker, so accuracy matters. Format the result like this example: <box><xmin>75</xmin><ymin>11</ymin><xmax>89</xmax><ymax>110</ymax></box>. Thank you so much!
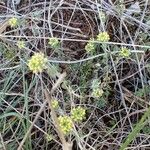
<box><xmin>122</xmin><ymin>86</ymin><xmax>150</xmax><ymax>108</ymax></box>
<box><xmin>17</xmin><ymin>72</ymin><xmax>70</xmax><ymax>150</ymax></box>
<box><xmin>45</xmin><ymin>89</ymin><xmax>72</xmax><ymax>150</ymax></box>
<box><xmin>0</xmin><ymin>20</ymin><xmax>8</xmax><ymax>34</ymax></box>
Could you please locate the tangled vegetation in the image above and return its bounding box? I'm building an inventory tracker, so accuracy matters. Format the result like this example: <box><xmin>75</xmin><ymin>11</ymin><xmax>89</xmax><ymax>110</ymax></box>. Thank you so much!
<box><xmin>0</xmin><ymin>0</ymin><xmax>150</xmax><ymax>150</ymax></box>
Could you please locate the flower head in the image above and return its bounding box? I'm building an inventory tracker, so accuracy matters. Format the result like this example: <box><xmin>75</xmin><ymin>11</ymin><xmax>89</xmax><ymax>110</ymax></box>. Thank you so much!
<box><xmin>119</xmin><ymin>47</ymin><xmax>131</xmax><ymax>58</ymax></box>
<box><xmin>97</xmin><ymin>32</ymin><xmax>110</xmax><ymax>42</ymax></box>
<box><xmin>45</xmin><ymin>134</ymin><xmax>53</xmax><ymax>142</ymax></box>
<box><xmin>9</xmin><ymin>17</ymin><xmax>18</xmax><ymax>27</ymax></box>
<box><xmin>48</xmin><ymin>37</ymin><xmax>60</xmax><ymax>49</ymax></box>
<box><xmin>17</xmin><ymin>40</ymin><xmax>25</xmax><ymax>49</ymax></box>
<box><xmin>92</xmin><ymin>88</ymin><xmax>104</xmax><ymax>98</ymax></box>
<box><xmin>71</xmin><ymin>106</ymin><xmax>86</xmax><ymax>122</ymax></box>
<box><xmin>28</xmin><ymin>52</ymin><xmax>48</xmax><ymax>73</ymax></box>
<box><xmin>85</xmin><ymin>38</ymin><xmax>95</xmax><ymax>53</ymax></box>
<box><xmin>52</xmin><ymin>99</ymin><xmax>59</xmax><ymax>109</ymax></box>
<box><xmin>58</xmin><ymin>116</ymin><xmax>73</xmax><ymax>135</ymax></box>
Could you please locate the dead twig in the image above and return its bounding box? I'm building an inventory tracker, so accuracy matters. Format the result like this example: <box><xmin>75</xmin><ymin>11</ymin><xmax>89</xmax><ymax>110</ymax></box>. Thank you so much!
<box><xmin>45</xmin><ymin>89</ymin><xmax>72</xmax><ymax>150</ymax></box>
<box><xmin>0</xmin><ymin>20</ymin><xmax>8</xmax><ymax>34</ymax></box>
<box><xmin>123</xmin><ymin>86</ymin><xmax>149</xmax><ymax>108</ymax></box>
<box><xmin>0</xmin><ymin>133</ymin><xmax>6</xmax><ymax>150</ymax></box>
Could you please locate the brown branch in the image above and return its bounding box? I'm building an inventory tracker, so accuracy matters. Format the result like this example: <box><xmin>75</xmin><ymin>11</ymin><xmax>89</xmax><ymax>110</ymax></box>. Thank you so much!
<box><xmin>0</xmin><ymin>20</ymin><xmax>8</xmax><ymax>34</ymax></box>
<box><xmin>45</xmin><ymin>90</ymin><xmax>72</xmax><ymax>150</ymax></box>
<box><xmin>44</xmin><ymin>72</ymin><xmax>72</xmax><ymax>150</ymax></box>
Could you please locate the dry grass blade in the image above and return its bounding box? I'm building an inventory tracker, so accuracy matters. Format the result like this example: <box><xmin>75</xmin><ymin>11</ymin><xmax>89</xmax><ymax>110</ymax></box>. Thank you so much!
<box><xmin>0</xmin><ymin>133</ymin><xmax>6</xmax><ymax>150</ymax></box>
<box><xmin>0</xmin><ymin>20</ymin><xmax>8</xmax><ymax>34</ymax></box>
<box><xmin>122</xmin><ymin>86</ymin><xmax>150</xmax><ymax>108</ymax></box>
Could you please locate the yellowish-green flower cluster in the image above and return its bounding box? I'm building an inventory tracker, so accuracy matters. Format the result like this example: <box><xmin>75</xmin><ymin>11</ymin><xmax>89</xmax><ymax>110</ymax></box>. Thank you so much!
<box><xmin>92</xmin><ymin>88</ymin><xmax>104</xmax><ymax>98</ymax></box>
<box><xmin>58</xmin><ymin>116</ymin><xmax>73</xmax><ymax>135</ymax></box>
<box><xmin>84</xmin><ymin>32</ymin><xmax>110</xmax><ymax>53</ymax></box>
<box><xmin>28</xmin><ymin>52</ymin><xmax>48</xmax><ymax>73</ymax></box>
<box><xmin>97</xmin><ymin>32</ymin><xmax>110</xmax><ymax>42</ymax></box>
<box><xmin>45</xmin><ymin>134</ymin><xmax>53</xmax><ymax>142</ymax></box>
<box><xmin>17</xmin><ymin>40</ymin><xmax>25</xmax><ymax>49</ymax></box>
<box><xmin>71</xmin><ymin>106</ymin><xmax>86</xmax><ymax>122</ymax></box>
<box><xmin>8</xmin><ymin>17</ymin><xmax>18</xmax><ymax>27</ymax></box>
<box><xmin>85</xmin><ymin>38</ymin><xmax>95</xmax><ymax>53</ymax></box>
<box><xmin>119</xmin><ymin>47</ymin><xmax>131</xmax><ymax>58</ymax></box>
<box><xmin>52</xmin><ymin>99</ymin><xmax>59</xmax><ymax>109</ymax></box>
<box><xmin>57</xmin><ymin>106</ymin><xmax>86</xmax><ymax>135</ymax></box>
<box><xmin>48</xmin><ymin>37</ymin><xmax>60</xmax><ymax>49</ymax></box>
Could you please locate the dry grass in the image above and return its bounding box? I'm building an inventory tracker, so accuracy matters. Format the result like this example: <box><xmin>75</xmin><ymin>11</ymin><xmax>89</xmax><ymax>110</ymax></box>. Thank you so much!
<box><xmin>0</xmin><ymin>0</ymin><xmax>150</xmax><ymax>150</ymax></box>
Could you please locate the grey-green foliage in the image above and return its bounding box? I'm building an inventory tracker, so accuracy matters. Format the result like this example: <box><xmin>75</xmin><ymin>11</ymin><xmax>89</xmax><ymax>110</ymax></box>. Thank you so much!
<box><xmin>91</xmin><ymin>79</ymin><xmax>100</xmax><ymax>89</ymax></box>
<box><xmin>97</xmin><ymin>97</ymin><xmax>106</xmax><ymax>108</ymax></box>
<box><xmin>135</xmin><ymin>85</ymin><xmax>150</xmax><ymax>98</ymax></box>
